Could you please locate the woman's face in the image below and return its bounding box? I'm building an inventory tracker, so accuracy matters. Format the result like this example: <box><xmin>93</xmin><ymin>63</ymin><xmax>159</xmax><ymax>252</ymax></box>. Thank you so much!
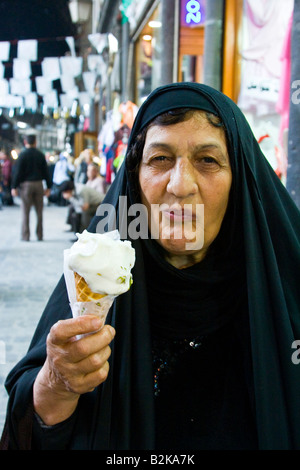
<box><xmin>138</xmin><ymin>112</ymin><xmax>232</xmax><ymax>266</ymax></box>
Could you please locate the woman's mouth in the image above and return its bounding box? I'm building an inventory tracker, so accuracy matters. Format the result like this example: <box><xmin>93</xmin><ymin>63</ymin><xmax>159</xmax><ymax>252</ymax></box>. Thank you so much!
<box><xmin>162</xmin><ymin>206</ymin><xmax>196</xmax><ymax>222</ymax></box>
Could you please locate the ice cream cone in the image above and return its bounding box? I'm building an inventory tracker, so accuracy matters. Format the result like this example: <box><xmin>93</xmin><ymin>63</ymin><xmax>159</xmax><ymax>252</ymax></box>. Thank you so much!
<box><xmin>74</xmin><ymin>272</ymin><xmax>107</xmax><ymax>303</ymax></box>
<box><xmin>64</xmin><ymin>230</ymin><xmax>135</xmax><ymax>323</ymax></box>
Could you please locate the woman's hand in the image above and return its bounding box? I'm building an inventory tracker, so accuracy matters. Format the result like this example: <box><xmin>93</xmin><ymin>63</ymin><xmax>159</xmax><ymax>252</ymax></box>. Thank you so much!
<box><xmin>33</xmin><ymin>315</ymin><xmax>115</xmax><ymax>425</ymax></box>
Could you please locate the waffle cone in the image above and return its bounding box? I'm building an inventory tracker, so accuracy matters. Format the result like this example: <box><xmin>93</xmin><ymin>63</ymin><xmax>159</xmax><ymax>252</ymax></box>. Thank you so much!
<box><xmin>74</xmin><ymin>272</ymin><xmax>107</xmax><ymax>303</ymax></box>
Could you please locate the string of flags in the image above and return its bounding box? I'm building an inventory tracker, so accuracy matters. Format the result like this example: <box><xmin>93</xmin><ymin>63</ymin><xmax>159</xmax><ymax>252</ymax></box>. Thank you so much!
<box><xmin>0</xmin><ymin>33</ymin><xmax>113</xmax><ymax>117</ymax></box>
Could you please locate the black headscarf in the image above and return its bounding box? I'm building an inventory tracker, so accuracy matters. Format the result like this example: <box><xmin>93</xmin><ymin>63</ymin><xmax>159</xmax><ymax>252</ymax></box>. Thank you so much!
<box><xmin>2</xmin><ymin>82</ymin><xmax>300</xmax><ymax>450</ymax></box>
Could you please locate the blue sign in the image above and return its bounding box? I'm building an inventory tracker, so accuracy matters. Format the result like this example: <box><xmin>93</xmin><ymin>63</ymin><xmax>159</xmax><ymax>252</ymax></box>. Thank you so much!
<box><xmin>181</xmin><ymin>0</ymin><xmax>205</xmax><ymax>27</ymax></box>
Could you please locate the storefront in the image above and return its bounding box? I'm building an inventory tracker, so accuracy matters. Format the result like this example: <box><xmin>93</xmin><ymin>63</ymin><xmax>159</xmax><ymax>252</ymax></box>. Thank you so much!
<box><xmin>97</xmin><ymin>0</ymin><xmax>295</xmax><ymax>185</ymax></box>
<box><xmin>178</xmin><ymin>0</ymin><xmax>206</xmax><ymax>83</ymax></box>
<box><xmin>134</xmin><ymin>4</ymin><xmax>162</xmax><ymax>105</ymax></box>
<box><xmin>223</xmin><ymin>0</ymin><xmax>294</xmax><ymax>182</ymax></box>
<box><xmin>130</xmin><ymin>0</ymin><xmax>206</xmax><ymax>105</ymax></box>
<box><xmin>124</xmin><ymin>0</ymin><xmax>162</xmax><ymax>106</ymax></box>
<box><xmin>96</xmin><ymin>0</ymin><xmax>207</xmax><ymax>182</ymax></box>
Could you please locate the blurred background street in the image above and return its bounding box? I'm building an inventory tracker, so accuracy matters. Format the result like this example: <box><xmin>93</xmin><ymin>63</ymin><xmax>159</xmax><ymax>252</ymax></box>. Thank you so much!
<box><xmin>0</xmin><ymin>200</ymin><xmax>72</xmax><ymax>435</ymax></box>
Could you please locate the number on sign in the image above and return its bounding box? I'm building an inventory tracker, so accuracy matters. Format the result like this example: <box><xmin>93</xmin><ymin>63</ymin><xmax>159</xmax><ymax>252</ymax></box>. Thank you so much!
<box><xmin>186</xmin><ymin>0</ymin><xmax>201</xmax><ymax>24</ymax></box>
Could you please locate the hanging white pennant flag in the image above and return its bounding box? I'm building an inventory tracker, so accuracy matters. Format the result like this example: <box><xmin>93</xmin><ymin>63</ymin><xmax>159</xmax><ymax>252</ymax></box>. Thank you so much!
<box><xmin>2</xmin><ymin>94</ymin><xmax>23</xmax><ymax>108</ymax></box>
<box><xmin>66</xmin><ymin>36</ymin><xmax>76</xmax><ymax>57</ymax></box>
<box><xmin>35</xmin><ymin>76</ymin><xmax>53</xmax><ymax>96</ymax></box>
<box><xmin>13</xmin><ymin>95</ymin><xmax>23</xmax><ymax>107</ymax></box>
<box><xmin>60</xmin><ymin>56</ymin><xmax>82</xmax><ymax>77</ymax></box>
<box><xmin>83</xmin><ymin>71</ymin><xmax>96</xmax><ymax>96</ymax></box>
<box><xmin>78</xmin><ymin>91</ymin><xmax>90</xmax><ymax>107</ymax></box>
<box><xmin>110</xmin><ymin>51</ymin><xmax>120</xmax><ymax>91</ymax></box>
<box><xmin>17</xmin><ymin>39</ymin><xmax>38</xmax><ymax>61</ymax></box>
<box><xmin>43</xmin><ymin>90</ymin><xmax>58</xmax><ymax>108</ymax></box>
<box><xmin>0</xmin><ymin>78</ymin><xmax>9</xmax><ymax>96</ymax></box>
<box><xmin>13</xmin><ymin>59</ymin><xmax>31</xmax><ymax>79</ymax></box>
<box><xmin>0</xmin><ymin>42</ymin><xmax>10</xmax><ymax>61</ymax></box>
<box><xmin>98</xmin><ymin>58</ymin><xmax>107</xmax><ymax>76</ymax></box>
<box><xmin>88</xmin><ymin>33</ymin><xmax>108</xmax><ymax>54</ymax></box>
<box><xmin>89</xmin><ymin>55</ymin><xmax>107</xmax><ymax>84</ymax></box>
<box><xmin>25</xmin><ymin>92</ymin><xmax>38</xmax><ymax>110</ymax></box>
<box><xmin>66</xmin><ymin>86</ymin><xmax>79</xmax><ymax>99</ymax></box>
<box><xmin>87</xmin><ymin>54</ymin><xmax>105</xmax><ymax>72</ymax></box>
<box><xmin>60</xmin><ymin>74</ymin><xmax>76</xmax><ymax>92</ymax></box>
<box><xmin>60</xmin><ymin>93</ymin><xmax>74</xmax><ymax>109</ymax></box>
<box><xmin>41</xmin><ymin>57</ymin><xmax>61</xmax><ymax>80</ymax></box>
<box><xmin>10</xmin><ymin>78</ymin><xmax>31</xmax><ymax>96</ymax></box>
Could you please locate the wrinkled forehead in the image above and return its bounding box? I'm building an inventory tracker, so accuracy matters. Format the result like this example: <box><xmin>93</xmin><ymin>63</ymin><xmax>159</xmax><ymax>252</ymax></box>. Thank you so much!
<box><xmin>144</xmin><ymin>111</ymin><xmax>228</xmax><ymax>151</ymax></box>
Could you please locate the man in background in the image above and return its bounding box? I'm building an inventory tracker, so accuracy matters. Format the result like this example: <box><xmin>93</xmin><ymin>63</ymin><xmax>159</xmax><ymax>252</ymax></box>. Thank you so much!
<box><xmin>86</xmin><ymin>163</ymin><xmax>106</xmax><ymax>194</ymax></box>
<box><xmin>0</xmin><ymin>150</ymin><xmax>13</xmax><ymax>206</ymax></box>
<box><xmin>11</xmin><ymin>134</ymin><xmax>51</xmax><ymax>241</ymax></box>
<box><xmin>61</xmin><ymin>180</ymin><xmax>104</xmax><ymax>236</ymax></box>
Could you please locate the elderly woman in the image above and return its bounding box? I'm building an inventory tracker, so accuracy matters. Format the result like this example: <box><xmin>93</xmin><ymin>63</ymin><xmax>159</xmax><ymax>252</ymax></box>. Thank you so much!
<box><xmin>1</xmin><ymin>83</ymin><xmax>300</xmax><ymax>450</ymax></box>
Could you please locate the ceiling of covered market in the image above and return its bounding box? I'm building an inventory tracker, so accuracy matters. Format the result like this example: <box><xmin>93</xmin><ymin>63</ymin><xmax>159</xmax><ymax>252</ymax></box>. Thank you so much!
<box><xmin>0</xmin><ymin>0</ymin><xmax>76</xmax><ymax>83</ymax></box>
<box><xmin>0</xmin><ymin>0</ymin><xmax>75</xmax><ymax>42</ymax></box>
<box><xmin>0</xmin><ymin>0</ymin><xmax>77</xmax><ymax>135</ymax></box>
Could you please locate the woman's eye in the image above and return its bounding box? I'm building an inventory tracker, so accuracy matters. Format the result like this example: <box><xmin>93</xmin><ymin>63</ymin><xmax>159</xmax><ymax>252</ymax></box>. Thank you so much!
<box><xmin>195</xmin><ymin>156</ymin><xmax>220</xmax><ymax>171</ymax></box>
<box><xmin>202</xmin><ymin>156</ymin><xmax>217</xmax><ymax>164</ymax></box>
<box><xmin>153</xmin><ymin>156</ymin><xmax>168</xmax><ymax>161</ymax></box>
<box><xmin>149</xmin><ymin>156</ymin><xmax>172</xmax><ymax>166</ymax></box>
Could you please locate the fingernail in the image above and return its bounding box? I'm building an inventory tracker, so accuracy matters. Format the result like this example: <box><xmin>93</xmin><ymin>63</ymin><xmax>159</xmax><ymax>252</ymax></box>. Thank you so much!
<box><xmin>109</xmin><ymin>326</ymin><xmax>116</xmax><ymax>337</ymax></box>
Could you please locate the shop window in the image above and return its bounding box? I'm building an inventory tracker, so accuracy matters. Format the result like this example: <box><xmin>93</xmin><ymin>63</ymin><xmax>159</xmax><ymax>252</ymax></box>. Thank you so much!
<box><xmin>179</xmin><ymin>0</ymin><xmax>205</xmax><ymax>83</ymax></box>
<box><xmin>135</xmin><ymin>5</ymin><xmax>162</xmax><ymax>106</ymax></box>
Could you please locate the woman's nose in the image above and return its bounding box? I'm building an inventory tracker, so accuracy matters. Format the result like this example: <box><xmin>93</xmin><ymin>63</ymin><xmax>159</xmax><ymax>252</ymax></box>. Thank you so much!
<box><xmin>166</xmin><ymin>158</ymin><xmax>198</xmax><ymax>198</ymax></box>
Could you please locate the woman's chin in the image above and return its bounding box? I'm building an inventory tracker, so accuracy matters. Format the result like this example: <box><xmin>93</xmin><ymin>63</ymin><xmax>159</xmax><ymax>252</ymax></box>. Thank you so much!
<box><xmin>159</xmin><ymin>236</ymin><xmax>204</xmax><ymax>256</ymax></box>
<box><xmin>158</xmin><ymin>225</ymin><xmax>204</xmax><ymax>254</ymax></box>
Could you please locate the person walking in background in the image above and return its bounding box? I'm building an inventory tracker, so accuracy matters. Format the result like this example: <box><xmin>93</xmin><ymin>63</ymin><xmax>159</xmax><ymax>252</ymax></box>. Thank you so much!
<box><xmin>11</xmin><ymin>134</ymin><xmax>51</xmax><ymax>241</ymax></box>
<box><xmin>61</xmin><ymin>180</ymin><xmax>105</xmax><ymax>235</ymax></box>
<box><xmin>50</xmin><ymin>152</ymin><xmax>75</xmax><ymax>206</ymax></box>
<box><xmin>74</xmin><ymin>148</ymin><xmax>95</xmax><ymax>185</ymax></box>
<box><xmin>0</xmin><ymin>150</ymin><xmax>13</xmax><ymax>206</ymax></box>
<box><xmin>64</xmin><ymin>164</ymin><xmax>105</xmax><ymax>236</ymax></box>
<box><xmin>86</xmin><ymin>163</ymin><xmax>106</xmax><ymax>194</ymax></box>
<box><xmin>44</xmin><ymin>151</ymin><xmax>58</xmax><ymax>188</ymax></box>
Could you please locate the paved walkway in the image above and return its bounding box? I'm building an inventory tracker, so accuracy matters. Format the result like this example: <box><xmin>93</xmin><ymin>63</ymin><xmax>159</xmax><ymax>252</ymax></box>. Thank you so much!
<box><xmin>0</xmin><ymin>200</ymin><xmax>72</xmax><ymax>435</ymax></box>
